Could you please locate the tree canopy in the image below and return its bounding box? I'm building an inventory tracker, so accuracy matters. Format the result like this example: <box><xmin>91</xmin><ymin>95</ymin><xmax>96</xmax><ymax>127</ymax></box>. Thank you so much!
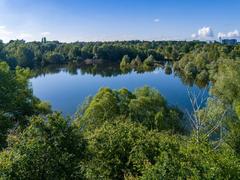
<box><xmin>1</xmin><ymin>39</ymin><xmax>240</xmax><ymax>179</ymax></box>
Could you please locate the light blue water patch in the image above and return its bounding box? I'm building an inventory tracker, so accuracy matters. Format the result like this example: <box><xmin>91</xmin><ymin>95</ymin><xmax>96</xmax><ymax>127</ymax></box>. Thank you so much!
<box><xmin>30</xmin><ymin>68</ymin><xmax>206</xmax><ymax>116</ymax></box>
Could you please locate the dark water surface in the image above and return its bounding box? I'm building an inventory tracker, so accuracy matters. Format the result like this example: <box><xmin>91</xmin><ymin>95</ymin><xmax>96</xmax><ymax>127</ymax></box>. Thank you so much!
<box><xmin>30</xmin><ymin>65</ymin><xmax>207</xmax><ymax>116</ymax></box>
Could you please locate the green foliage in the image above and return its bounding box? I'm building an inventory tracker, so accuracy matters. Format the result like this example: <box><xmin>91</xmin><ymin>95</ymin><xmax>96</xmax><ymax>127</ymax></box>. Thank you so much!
<box><xmin>120</xmin><ymin>55</ymin><xmax>131</xmax><ymax>67</ymax></box>
<box><xmin>0</xmin><ymin>62</ymin><xmax>40</xmax><ymax>120</ymax></box>
<box><xmin>35</xmin><ymin>101</ymin><xmax>52</xmax><ymax>114</ymax></box>
<box><xmin>211</xmin><ymin>59</ymin><xmax>240</xmax><ymax>104</ymax></box>
<box><xmin>79</xmin><ymin>88</ymin><xmax>119</xmax><ymax>130</ymax></box>
<box><xmin>1</xmin><ymin>39</ymin><xmax>240</xmax><ymax>178</ymax></box>
<box><xmin>0</xmin><ymin>62</ymin><xmax>32</xmax><ymax>147</ymax></box>
<box><xmin>196</xmin><ymin>69</ymin><xmax>208</xmax><ymax>82</ymax></box>
<box><xmin>130</xmin><ymin>55</ymin><xmax>142</xmax><ymax>67</ymax></box>
<box><xmin>0</xmin><ymin>113</ymin><xmax>87</xmax><ymax>179</ymax></box>
<box><xmin>129</xmin><ymin>87</ymin><xmax>183</xmax><ymax>132</ymax></box>
<box><xmin>77</xmin><ymin>86</ymin><xmax>183</xmax><ymax>133</ymax></box>
<box><xmin>184</xmin><ymin>62</ymin><xmax>197</xmax><ymax>77</ymax></box>
<box><xmin>116</xmin><ymin>88</ymin><xmax>135</xmax><ymax>114</ymax></box>
<box><xmin>143</xmin><ymin>55</ymin><xmax>155</xmax><ymax>67</ymax></box>
<box><xmin>235</xmin><ymin>101</ymin><xmax>240</xmax><ymax>119</ymax></box>
<box><xmin>68</xmin><ymin>46</ymin><xmax>82</xmax><ymax>61</ymax></box>
<box><xmin>0</xmin><ymin>113</ymin><xmax>13</xmax><ymax>148</ymax></box>
<box><xmin>0</xmin><ymin>40</ymin><xmax>239</xmax><ymax>73</ymax></box>
<box><xmin>164</xmin><ymin>63</ymin><xmax>172</xmax><ymax>74</ymax></box>
<box><xmin>141</xmin><ymin>141</ymin><xmax>240</xmax><ymax>179</ymax></box>
<box><xmin>15</xmin><ymin>45</ymin><xmax>35</xmax><ymax>68</ymax></box>
<box><xmin>0</xmin><ymin>40</ymin><xmax>167</xmax><ymax>68</ymax></box>
<box><xmin>223</xmin><ymin>100</ymin><xmax>240</xmax><ymax>155</ymax></box>
<box><xmin>82</xmin><ymin>119</ymin><xmax>180</xmax><ymax>179</ymax></box>
<box><xmin>226</xmin><ymin>120</ymin><xmax>240</xmax><ymax>155</ymax></box>
<box><xmin>195</xmin><ymin>98</ymin><xmax>227</xmax><ymax>140</ymax></box>
<box><xmin>0</xmin><ymin>62</ymin><xmax>51</xmax><ymax>148</ymax></box>
<box><xmin>45</xmin><ymin>52</ymin><xmax>65</xmax><ymax>64</ymax></box>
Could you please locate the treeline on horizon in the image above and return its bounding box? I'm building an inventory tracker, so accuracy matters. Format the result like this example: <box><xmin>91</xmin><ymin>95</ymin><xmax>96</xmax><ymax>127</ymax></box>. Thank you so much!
<box><xmin>0</xmin><ymin>39</ymin><xmax>240</xmax><ymax>179</ymax></box>
<box><xmin>1</xmin><ymin>38</ymin><xmax>239</xmax><ymax>79</ymax></box>
<box><xmin>2</xmin><ymin>38</ymin><xmax>240</xmax><ymax>85</ymax></box>
<box><xmin>0</xmin><ymin>39</ymin><xmax>209</xmax><ymax>68</ymax></box>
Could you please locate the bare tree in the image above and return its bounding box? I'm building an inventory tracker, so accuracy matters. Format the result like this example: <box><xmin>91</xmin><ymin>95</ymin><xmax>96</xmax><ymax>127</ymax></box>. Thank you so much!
<box><xmin>186</xmin><ymin>87</ymin><xmax>227</xmax><ymax>147</ymax></box>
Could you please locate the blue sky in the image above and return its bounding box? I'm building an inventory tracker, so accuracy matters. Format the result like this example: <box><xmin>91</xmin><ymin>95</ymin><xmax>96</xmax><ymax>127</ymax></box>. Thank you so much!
<box><xmin>0</xmin><ymin>0</ymin><xmax>240</xmax><ymax>42</ymax></box>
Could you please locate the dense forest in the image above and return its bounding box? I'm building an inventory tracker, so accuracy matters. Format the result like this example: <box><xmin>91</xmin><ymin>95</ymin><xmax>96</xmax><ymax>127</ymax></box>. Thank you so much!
<box><xmin>0</xmin><ymin>39</ymin><xmax>208</xmax><ymax>67</ymax></box>
<box><xmin>0</xmin><ymin>39</ymin><xmax>240</xmax><ymax>179</ymax></box>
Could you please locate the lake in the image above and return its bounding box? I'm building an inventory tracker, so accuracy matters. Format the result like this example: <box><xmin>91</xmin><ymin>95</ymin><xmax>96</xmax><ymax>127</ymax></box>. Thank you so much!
<box><xmin>30</xmin><ymin>64</ymin><xmax>208</xmax><ymax>116</ymax></box>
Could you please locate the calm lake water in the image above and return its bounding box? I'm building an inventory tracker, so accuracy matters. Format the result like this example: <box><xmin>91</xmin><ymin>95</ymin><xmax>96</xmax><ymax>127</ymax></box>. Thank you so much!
<box><xmin>30</xmin><ymin>65</ymin><xmax>207</xmax><ymax>116</ymax></box>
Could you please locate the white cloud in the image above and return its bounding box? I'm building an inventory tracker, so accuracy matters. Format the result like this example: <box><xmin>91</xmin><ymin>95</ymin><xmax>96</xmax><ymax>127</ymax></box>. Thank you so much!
<box><xmin>18</xmin><ymin>33</ymin><xmax>33</xmax><ymax>40</ymax></box>
<box><xmin>218</xmin><ymin>30</ymin><xmax>240</xmax><ymax>39</ymax></box>
<box><xmin>41</xmin><ymin>31</ymin><xmax>51</xmax><ymax>36</ymax></box>
<box><xmin>217</xmin><ymin>32</ymin><xmax>225</xmax><ymax>38</ymax></box>
<box><xmin>192</xmin><ymin>27</ymin><xmax>214</xmax><ymax>39</ymax></box>
<box><xmin>0</xmin><ymin>25</ymin><xmax>13</xmax><ymax>42</ymax></box>
<box><xmin>154</xmin><ymin>18</ymin><xmax>160</xmax><ymax>23</ymax></box>
<box><xmin>198</xmin><ymin>27</ymin><xmax>214</xmax><ymax>38</ymax></box>
<box><xmin>191</xmin><ymin>33</ymin><xmax>197</xmax><ymax>38</ymax></box>
<box><xmin>0</xmin><ymin>26</ymin><xmax>42</xmax><ymax>42</ymax></box>
<box><xmin>0</xmin><ymin>26</ymin><xmax>13</xmax><ymax>36</ymax></box>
